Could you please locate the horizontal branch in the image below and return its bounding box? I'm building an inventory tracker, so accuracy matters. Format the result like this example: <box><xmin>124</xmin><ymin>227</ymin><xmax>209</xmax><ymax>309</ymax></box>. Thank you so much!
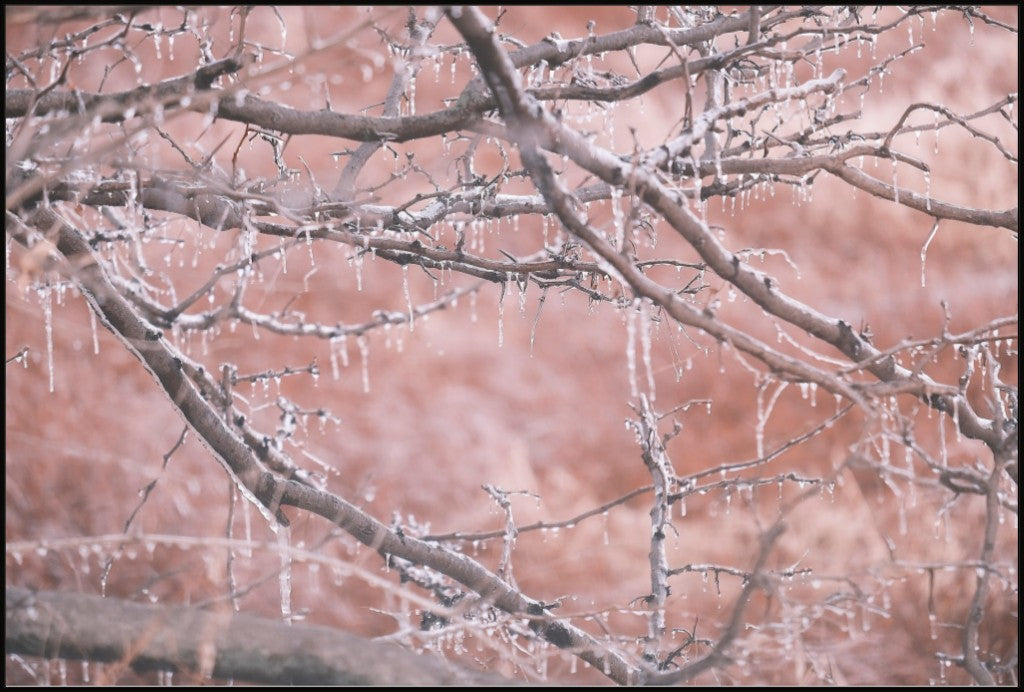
<box><xmin>825</xmin><ymin>161</ymin><xmax>1018</xmax><ymax>232</ymax></box>
<box><xmin>43</xmin><ymin>177</ymin><xmax>626</xmax><ymax>293</ymax></box>
<box><xmin>4</xmin><ymin>9</ymin><xmax>758</xmax><ymax>147</ymax></box>
<box><xmin>5</xmin><ymin>586</ymin><xmax>505</xmax><ymax>685</ymax></box>
<box><xmin>5</xmin><ymin>56</ymin><xmax>248</xmax><ymax>121</ymax></box>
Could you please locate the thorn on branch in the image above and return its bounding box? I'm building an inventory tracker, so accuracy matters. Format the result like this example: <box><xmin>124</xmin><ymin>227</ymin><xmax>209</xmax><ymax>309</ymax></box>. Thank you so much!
<box><xmin>836</xmin><ymin>319</ymin><xmax>863</xmax><ymax>359</ymax></box>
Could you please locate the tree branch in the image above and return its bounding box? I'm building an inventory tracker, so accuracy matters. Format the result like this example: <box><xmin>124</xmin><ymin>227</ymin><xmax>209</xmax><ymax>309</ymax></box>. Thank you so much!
<box><xmin>5</xmin><ymin>586</ymin><xmax>508</xmax><ymax>685</ymax></box>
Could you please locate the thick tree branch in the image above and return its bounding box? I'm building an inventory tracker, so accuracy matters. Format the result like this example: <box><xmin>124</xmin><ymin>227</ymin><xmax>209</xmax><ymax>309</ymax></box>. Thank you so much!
<box><xmin>5</xmin><ymin>586</ymin><xmax>507</xmax><ymax>685</ymax></box>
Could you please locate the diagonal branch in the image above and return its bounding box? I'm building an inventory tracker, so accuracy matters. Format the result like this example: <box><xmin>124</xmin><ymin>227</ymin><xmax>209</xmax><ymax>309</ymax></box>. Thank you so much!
<box><xmin>447</xmin><ymin>6</ymin><xmax>1011</xmax><ymax>461</ymax></box>
<box><xmin>10</xmin><ymin>204</ymin><xmax>644</xmax><ymax>685</ymax></box>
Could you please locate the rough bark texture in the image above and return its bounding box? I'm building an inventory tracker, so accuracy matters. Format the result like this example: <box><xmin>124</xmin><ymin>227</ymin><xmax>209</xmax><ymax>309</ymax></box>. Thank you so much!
<box><xmin>6</xmin><ymin>586</ymin><xmax>510</xmax><ymax>685</ymax></box>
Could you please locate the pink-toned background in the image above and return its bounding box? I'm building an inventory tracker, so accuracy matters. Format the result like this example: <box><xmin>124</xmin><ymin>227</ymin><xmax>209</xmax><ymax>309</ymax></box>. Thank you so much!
<box><xmin>5</xmin><ymin>6</ymin><xmax>1017</xmax><ymax>685</ymax></box>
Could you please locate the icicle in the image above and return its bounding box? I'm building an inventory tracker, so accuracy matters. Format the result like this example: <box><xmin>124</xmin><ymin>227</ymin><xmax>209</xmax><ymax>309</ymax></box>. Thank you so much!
<box><xmin>610</xmin><ymin>187</ymin><xmax>625</xmax><ymax>250</ymax></box>
<box><xmin>357</xmin><ymin>335</ymin><xmax>370</xmax><ymax>393</ymax></box>
<box><xmin>937</xmin><ymin>409</ymin><xmax>947</xmax><ymax>465</ymax></box>
<box><xmin>640</xmin><ymin>301</ymin><xmax>656</xmax><ymax>400</ymax></box>
<box><xmin>626</xmin><ymin>300</ymin><xmax>639</xmax><ymax>400</ymax></box>
<box><xmin>39</xmin><ymin>286</ymin><xmax>55</xmax><ymax>393</ymax></box>
<box><xmin>329</xmin><ymin>336</ymin><xmax>342</xmax><ymax>380</ymax></box>
<box><xmin>402</xmin><ymin>265</ymin><xmax>414</xmax><ymax>332</ymax></box>
<box><xmin>891</xmin><ymin>156</ymin><xmax>899</xmax><ymax>205</ymax></box>
<box><xmin>89</xmin><ymin>307</ymin><xmax>100</xmax><ymax>355</ymax></box>
<box><xmin>278</xmin><ymin>527</ymin><xmax>293</xmax><ymax>622</ymax></box>
<box><xmin>353</xmin><ymin>253</ymin><xmax>364</xmax><ymax>291</ymax></box>
<box><xmin>920</xmin><ymin>219</ymin><xmax>939</xmax><ymax>288</ymax></box>
<box><xmin>485</xmin><ymin>278</ymin><xmax>504</xmax><ymax>343</ymax></box>
<box><xmin>951</xmin><ymin>398</ymin><xmax>962</xmax><ymax>443</ymax></box>
<box><xmin>530</xmin><ymin>288</ymin><xmax>546</xmax><ymax>356</ymax></box>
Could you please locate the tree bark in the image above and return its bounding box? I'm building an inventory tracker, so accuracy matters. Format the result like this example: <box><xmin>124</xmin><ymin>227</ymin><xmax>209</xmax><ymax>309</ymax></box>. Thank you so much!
<box><xmin>6</xmin><ymin>586</ymin><xmax>511</xmax><ymax>686</ymax></box>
